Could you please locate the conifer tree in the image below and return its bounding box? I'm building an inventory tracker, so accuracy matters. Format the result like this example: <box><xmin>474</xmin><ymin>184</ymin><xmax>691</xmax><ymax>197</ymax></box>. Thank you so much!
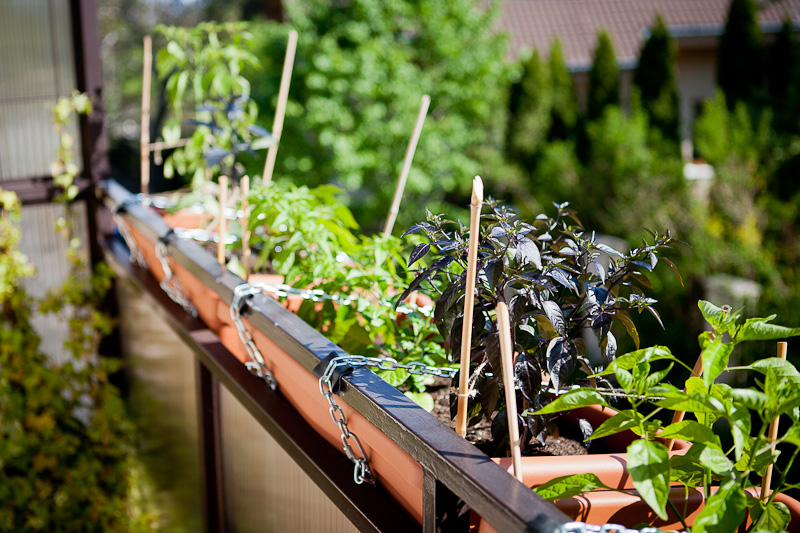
<box><xmin>548</xmin><ymin>39</ymin><xmax>578</xmax><ymax>141</ymax></box>
<box><xmin>717</xmin><ymin>0</ymin><xmax>764</xmax><ymax>109</ymax></box>
<box><xmin>633</xmin><ymin>15</ymin><xmax>680</xmax><ymax>144</ymax></box>
<box><xmin>587</xmin><ymin>30</ymin><xmax>620</xmax><ymax>121</ymax></box>
<box><xmin>768</xmin><ymin>18</ymin><xmax>800</xmax><ymax>135</ymax></box>
<box><xmin>507</xmin><ymin>49</ymin><xmax>552</xmax><ymax>165</ymax></box>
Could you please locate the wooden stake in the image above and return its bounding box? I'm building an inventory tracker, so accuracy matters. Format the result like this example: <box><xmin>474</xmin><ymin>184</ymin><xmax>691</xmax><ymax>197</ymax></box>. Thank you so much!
<box><xmin>761</xmin><ymin>341</ymin><xmax>788</xmax><ymax>498</ymax></box>
<box><xmin>262</xmin><ymin>29</ymin><xmax>298</xmax><ymax>184</ymax></box>
<box><xmin>383</xmin><ymin>95</ymin><xmax>431</xmax><ymax>236</ymax></box>
<box><xmin>241</xmin><ymin>175</ymin><xmax>251</xmax><ymax>280</ymax></box>
<box><xmin>497</xmin><ymin>301</ymin><xmax>523</xmax><ymax>482</ymax></box>
<box><xmin>217</xmin><ymin>174</ymin><xmax>228</xmax><ymax>266</ymax></box>
<box><xmin>140</xmin><ymin>35</ymin><xmax>152</xmax><ymax>195</ymax></box>
<box><xmin>455</xmin><ymin>176</ymin><xmax>484</xmax><ymax>438</ymax></box>
<box><xmin>665</xmin><ymin>353</ymin><xmax>704</xmax><ymax>452</ymax></box>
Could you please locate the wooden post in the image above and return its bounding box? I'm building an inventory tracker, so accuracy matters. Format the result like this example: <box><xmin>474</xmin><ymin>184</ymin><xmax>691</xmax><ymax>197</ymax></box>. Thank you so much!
<box><xmin>497</xmin><ymin>301</ymin><xmax>523</xmax><ymax>482</ymax></box>
<box><xmin>241</xmin><ymin>175</ymin><xmax>251</xmax><ymax>280</ymax></box>
<box><xmin>665</xmin><ymin>353</ymin><xmax>704</xmax><ymax>452</ymax></box>
<box><xmin>455</xmin><ymin>176</ymin><xmax>483</xmax><ymax>438</ymax></box>
<box><xmin>217</xmin><ymin>175</ymin><xmax>228</xmax><ymax>266</ymax></box>
<box><xmin>383</xmin><ymin>94</ymin><xmax>431</xmax><ymax>236</ymax></box>
<box><xmin>140</xmin><ymin>35</ymin><xmax>152</xmax><ymax>195</ymax></box>
<box><xmin>761</xmin><ymin>341</ymin><xmax>788</xmax><ymax>498</ymax></box>
<box><xmin>262</xmin><ymin>29</ymin><xmax>298</xmax><ymax>184</ymax></box>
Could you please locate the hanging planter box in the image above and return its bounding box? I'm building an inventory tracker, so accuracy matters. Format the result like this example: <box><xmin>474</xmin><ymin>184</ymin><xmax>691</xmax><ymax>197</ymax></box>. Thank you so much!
<box><xmin>104</xmin><ymin>181</ymin><xmax>800</xmax><ymax>531</ymax></box>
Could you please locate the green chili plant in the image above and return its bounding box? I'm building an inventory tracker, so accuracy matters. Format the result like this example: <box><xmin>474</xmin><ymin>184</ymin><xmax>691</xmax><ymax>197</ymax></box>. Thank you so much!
<box><xmin>247</xmin><ymin>181</ymin><xmax>448</xmax><ymax>409</ymax></box>
<box><xmin>535</xmin><ymin>301</ymin><xmax>800</xmax><ymax>532</ymax></box>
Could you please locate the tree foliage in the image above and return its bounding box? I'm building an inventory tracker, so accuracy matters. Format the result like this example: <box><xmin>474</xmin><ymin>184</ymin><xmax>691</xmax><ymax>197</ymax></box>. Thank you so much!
<box><xmin>548</xmin><ymin>40</ymin><xmax>579</xmax><ymax>142</ymax></box>
<box><xmin>768</xmin><ymin>18</ymin><xmax>800</xmax><ymax>136</ymax></box>
<box><xmin>249</xmin><ymin>0</ymin><xmax>512</xmax><ymax>231</ymax></box>
<box><xmin>507</xmin><ymin>50</ymin><xmax>552</xmax><ymax>165</ymax></box>
<box><xmin>633</xmin><ymin>15</ymin><xmax>680</xmax><ymax>145</ymax></box>
<box><xmin>717</xmin><ymin>0</ymin><xmax>764</xmax><ymax>109</ymax></box>
<box><xmin>587</xmin><ymin>31</ymin><xmax>620</xmax><ymax>122</ymax></box>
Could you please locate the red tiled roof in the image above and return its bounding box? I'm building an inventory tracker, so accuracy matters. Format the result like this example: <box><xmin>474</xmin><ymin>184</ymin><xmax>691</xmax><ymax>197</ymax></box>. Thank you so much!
<box><xmin>499</xmin><ymin>0</ymin><xmax>800</xmax><ymax>67</ymax></box>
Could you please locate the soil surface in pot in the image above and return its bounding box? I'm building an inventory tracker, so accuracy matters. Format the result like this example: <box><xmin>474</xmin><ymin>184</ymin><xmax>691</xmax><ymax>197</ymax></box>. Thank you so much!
<box><xmin>427</xmin><ymin>380</ymin><xmax>611</xmax><ymax>458</ymax></box>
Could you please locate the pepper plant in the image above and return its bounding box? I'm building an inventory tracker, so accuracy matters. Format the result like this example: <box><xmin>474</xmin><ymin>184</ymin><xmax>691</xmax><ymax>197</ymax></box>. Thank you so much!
<box><xmin>397</xmin><ymin>200</ymin><xmax>682</xmax><ymax>445</ymax></box>
<box><xmin>247</xmin><ymin>181</ymin><xmax>448</xmax><ymax>409</ymax></box>
<box><xmin>535</xmin><ymin>301</ymin><xmax>800</xmax><ymax>532</ymax></box>
<box><xmin>155</xmin><ymin>22</ymin><xmax>263</xmax><ymax>189</ymax></box>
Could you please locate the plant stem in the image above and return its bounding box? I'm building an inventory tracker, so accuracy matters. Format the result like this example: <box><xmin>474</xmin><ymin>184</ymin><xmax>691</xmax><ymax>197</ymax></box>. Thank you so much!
<box><xmin>667</xmin><ymin>498</ymin><xmax>690</xmax><ymax>531</ymax></box>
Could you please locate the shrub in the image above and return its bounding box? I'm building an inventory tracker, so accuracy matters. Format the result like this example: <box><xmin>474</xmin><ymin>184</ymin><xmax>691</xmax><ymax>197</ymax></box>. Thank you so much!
<box><xmin>587</xmin><ymin>31</ymin><xmax>620</xmax><ymax>122</ymax></box>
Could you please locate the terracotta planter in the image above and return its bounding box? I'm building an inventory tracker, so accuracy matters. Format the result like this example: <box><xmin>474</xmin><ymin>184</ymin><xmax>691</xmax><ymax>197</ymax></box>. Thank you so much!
<box><xmin>478</xmin><ymin>485</ymin><xmax>800</xmax><ymax>532</ymax></box>
<box><xmin>493</xmin><ymin>405</ymin><xmax>690</xmax><ymax>491</ymax></box>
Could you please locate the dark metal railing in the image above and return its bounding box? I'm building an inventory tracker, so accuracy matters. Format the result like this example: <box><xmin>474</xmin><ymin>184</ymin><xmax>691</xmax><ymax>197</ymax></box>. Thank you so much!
<box><xmin>100</xmin><ymin>179</ymin><xmax>571</xmax><ymax>533</ymax></box>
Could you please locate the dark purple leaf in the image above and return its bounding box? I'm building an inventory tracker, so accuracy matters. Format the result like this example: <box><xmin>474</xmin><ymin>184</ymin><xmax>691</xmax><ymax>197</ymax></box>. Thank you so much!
<box><xmin>489</xmin><ymin>226</ymin><xmax>507</xmax><ymax>239</ymax></box>
<box><xmin>434</xmin><ymin>283</ymin><xmax>460</xmax><ymax>325</ymax></box>
<box><xmin>602</xmin><ymin>331</ymin><xmax>617</xmax><ymax>362</ymax></box>
<box><xmin>542</xmin><ymin>300</ymin><xmax>565</xmax><ymax>335</ymax></box>
<box><xmin>433</xmin><ymin>239</ymin><xmax>458</xmax><ymax>252</ymax></box>
<box><xmin>407</xmin><ymin>242</ymin><xmax>430</xmax><ymax>267</ymax></box>
<box><xmin>246</xmin><ymin>124</ymin><xmax>270</xmax><ymax>137</ymax></box>
<box><xmin>649</xmin><ymin>252</ymin><xmax>658</xmax><ymax>270</ymax></box>
<box><xmin>515</xmin><ymin>351</ymin><xmax>541</xmax><ymax>402</ymax></box>
<box><xmin>546</xmin><ymin>337</ymin><xmax>576</xmax><ymax>390</ymax></box>
<box><xmin>516</xmin><ymin>236</ymin><xmax>542</xmax><ymax>270</ymax></box>
<box><xmin>395</xmin><ymin>256</ymin><xmax>454</xmax><ymax>308</ymax></box>
<box><xmin>579</xmin><ymin>418</ymin><xmax>594</xmax><ymax>449</ymax></box>
<box><xmin>204</xmin><ymin>146</ymin><xmax>231</xmax><ymax>167</ymax></box>
<box><xmin>548</xmin><ymin>268</ymin><xmax>577</xmax><ymax>293</ymax></box>
<box><xmin>485</xmin><ymin>333</ymin><xmax>502</xmax><ymax>382</ymax></box>
<box><xmin>595</xmin><ymin>242</ymin><xmax>625</xmax><ymax>257</ymax></box>
<box><xmin>401</xmin><ymin>222</ymin><xmax>434</xmax><ymax>237</ymax></box>
<box><xmin>631</xmin><ymin>260</ymin><xmax>654</xmax><ymax>272</ymax></box>
<box><xmin>483</xmin><ymin>258</ymin><xmax>503</xmax><ymax>289</ymax></box>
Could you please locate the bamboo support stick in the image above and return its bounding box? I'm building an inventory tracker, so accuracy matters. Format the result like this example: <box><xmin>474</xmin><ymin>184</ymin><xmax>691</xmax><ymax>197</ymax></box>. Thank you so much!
<box><xmin>665</xmin><ymin>354</ymin><xmax>704</xmax><ymax>452</ymax></box>
<box><xmin>383</xmin><ymin>94</ymin><xmax>431</xmax><ymax>236</ymax></box>
<box><xmin>761</xmin><ymin>341</ymin><xmax>788</xmax><ymax>498</ymax></box>
<box><xmin>455</xmin><ymin>176</ymin><xmax>484</xmax><ymax>438</ymax></box>
<box><xmin>217</xmin><ymin>174</ymin><xmax>228</xmax><ymax>266</ymax></box>
<box><xmin>140</xmin><ymin>35</ymin><xmax>152</xmax><ymax>195</ymax></box>
<box><xmin>497</xmin><ymin>301</ymin><xmax>523</xmax><ymax>482</ymax></box>
<box><xmin>241</xmin><ymin>175</ymin><xmax>251</xmax><ymax>280</ymax></box>
<box><xmin>262</xmin><ymin>29</ymin><xmax>298</xmax><ymax>184</ymax></box>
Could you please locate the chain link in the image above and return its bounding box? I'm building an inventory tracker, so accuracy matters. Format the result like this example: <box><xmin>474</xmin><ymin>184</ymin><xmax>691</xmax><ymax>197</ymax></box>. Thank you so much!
<box><xmin>560</xmin><ymin>522</ymin><xmax>684</xmax><ymax>533</ymax></box>
<box><xmin>230</xmin><ymin>284</ymin><xmax>278</xmax><ymax>390</ymax></box>
<box><xmin>113</xmin><ymin>213</ymin><xmax>147</xmax><ymax>269</ymax></box>
<box><xmin>318</xmin><ymin>355</ymin><xmax>458</xmax><ymax>486</ymax></box>
<box><xmin>154</xmin><ymin>240</ymin><xmax>198</xmax><ymax>317</ymax></box>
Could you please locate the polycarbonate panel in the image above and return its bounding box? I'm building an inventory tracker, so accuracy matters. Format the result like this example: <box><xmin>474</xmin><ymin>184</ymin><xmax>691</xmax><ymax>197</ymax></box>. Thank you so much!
<box><xmin>116</xmin><ymin>276</ymin><xmax>203</xmax><ymax>532</ymax></box>
<box><xmin>219</xmin><ymin>385</ymin><xmax>359</xmax><ymax>533</ymax></box>
<box><xmin>0</xmin><ymin>0</ymin><xmax>79</xmax><ymax>181</ymax></box>
<box><xmin>18</xmin><ymin>201</ymin><xmax>90</xmax><ymax>363</ymax></box>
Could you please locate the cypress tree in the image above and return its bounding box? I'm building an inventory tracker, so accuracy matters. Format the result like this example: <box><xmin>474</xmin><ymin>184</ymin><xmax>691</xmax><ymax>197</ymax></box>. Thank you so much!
<box><xmin>587</xmin><ymin>30</ymin><xmax>620</xmax><ymax>121</ymax></box>
<box><xmin>768</xmin><ymin>18</ymin><xmax>800</xmax><ymax>135</ymax></box>
<box><xmin>717</xmin><ymin>0</ymin><xmax>764</xmax><ymax>109</ymax></box>
<box><xmin>507</xmin><ymin>49</ymin><xmax>552</xmax><ymax>166</ymax></box>
<box><xmin>633</xmin><ymin>15</ymin><xmax>680</xmax><ymax>144</ymax></box>
<box><xmin>548</xmin><ymin>39</ymin><xmax>578</xmax><ymax>141</ymax></box>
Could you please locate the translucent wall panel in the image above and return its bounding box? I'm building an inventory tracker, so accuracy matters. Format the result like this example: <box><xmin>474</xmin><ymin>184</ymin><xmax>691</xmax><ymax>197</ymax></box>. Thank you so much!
<box><xmin>18</xmin><ymin>200</ymin><xmax>89</xmax><ymax>363</ymax></box>
<box><xmin>219</xmin><ymin>385</ymin><xmax>359</xmax><ymax>533</ymax></box>
<box><xmin>116</xmin><ymin>276</ymin><xmax>203</xmax><ymax>532</ymax></box>
<box><xmin>0</xmin><ymin>0</ymin><xmax>79</xmax><ymax>181</ymax></box>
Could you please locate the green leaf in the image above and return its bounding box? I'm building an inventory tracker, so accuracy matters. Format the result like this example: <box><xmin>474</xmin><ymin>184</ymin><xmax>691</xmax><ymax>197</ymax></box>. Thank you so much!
<box><xmin>734</xmin><ymin>438</ymin><xmax>778</xmax><ymax>476</ymax></box>
<box><xmin>698</xmin><ymin>300</ymin><xmax>739</xmax><ymax>334</ymax></box>
<box><xmin>749</xmin><ymin>358</ymin><xmax>800</xmax><ymax>385</ymax></box>
<box><xmin>404</xmin><ymin>391</ymin><xmax>434</xmax><ymax>412</ymax></box>
<box><xmin>591</xmin><ymin>345</ymin><xmax>674</xmax><ymax>377</ymax></box>
<box><xmin>655</xmin><ymin>392</ymin><xmax>725</xmax><ymax>415</ymax></box>
<box><xmin>729</xmin><ymin>403</ymin><xmax>751</xmax><ymax>462</ymax></box>
<box><xmin>377</xmin><ymin>368</ymin><xmax>409</xmax><ymax>388</ymax></box>
<box><xmin>587</xmin><ymin>410</ymin><xmax>638</xmax><ymax>440</ymax></box>
<box><xmin>533</xmin><ymin>473</ymin><xmax>611</xmax><ymax>501</ymax></box>
<box><xmin>627</xmin><ymin>440</ymin><xmax>670</xmax><ymax>520</ymax></box>
<box><xmin>692</xmin><ymin>478</ymin><xmax>746</xmax><ymax>533</ymax></box>
<box><xmin>669</xmin><ymin>454</ymin><xmax>704</xmax><ymax>486</ymax></box>
<box><xmin>532</xmin><ymin>388</ymin><xmax>608</xmax><ymax>415</ymax></box>
<box><xmin>735</xmin><ymin>315</ymin><xmax>800</xmax><ymax>343</ymax></box>
<box><xmin>695</xmin><ymin>444</ymin><xmax>734</xmax><ymax>475</ymax></box>
<box><xmin>702</xmin><ymin>337</ymin><xmax>735</xmax><ymax>387</ymax></box>
<box><xmin>748</xmin><ymin>495</ymin><xmax>791</xmax><ymax>533</ymax></box>
<box><xmin>659</xmin><ymin>420</ymin><xmax>720</xmax><ymax>449</ymax></box>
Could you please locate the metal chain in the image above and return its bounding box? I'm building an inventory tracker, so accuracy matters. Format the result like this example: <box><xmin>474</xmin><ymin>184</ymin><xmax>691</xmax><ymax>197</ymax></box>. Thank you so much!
<box><xmin>113</xmin><ymin>213</ymin><xmax>147</xmax><ymax>269</ymax></box>
<box><xmin>154</xmin><ymin>240</ymin><xmax>198</xmax><ymax>317</ymax></box>
<box><xmin>560</xmin><ymin>522</ymin><xmax>684</xmax><ymax>533</ymax></box>
<box><xmin>230</xmin><ymin>284</ymin><xmax>278</xmax><ymax>390</ymax></box>
<box><xmin>319</xmin><ymin>355</ymin><xmax>458</xmax><ymax>486</ymax></box>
